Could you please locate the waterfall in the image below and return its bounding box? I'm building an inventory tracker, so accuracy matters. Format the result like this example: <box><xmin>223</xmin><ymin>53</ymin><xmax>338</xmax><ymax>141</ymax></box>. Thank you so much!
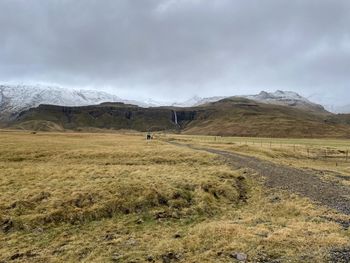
<box><xmin>173</xmin><ymin>110</ymin><xmax>178</xmax><ymax>125</ymax></box>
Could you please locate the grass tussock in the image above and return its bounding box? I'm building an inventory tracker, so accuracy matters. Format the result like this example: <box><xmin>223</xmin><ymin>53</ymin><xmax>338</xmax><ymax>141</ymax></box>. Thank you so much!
<box><xmin>0</xmin><ymin>132</ymin><xmax>349</xmax><ymax>262</ymax></box>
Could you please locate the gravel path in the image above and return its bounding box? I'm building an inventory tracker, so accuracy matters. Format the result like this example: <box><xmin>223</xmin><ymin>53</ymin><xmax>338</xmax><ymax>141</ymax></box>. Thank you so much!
<box><xmin>168</xmin><ymin>140</ymin><xmax>350</xmax><ymax>262</ymax></box>
<box><xmin>169</xmin><ymin>141</ymin><xmax>350</xmax><ymax>215</ymax></box>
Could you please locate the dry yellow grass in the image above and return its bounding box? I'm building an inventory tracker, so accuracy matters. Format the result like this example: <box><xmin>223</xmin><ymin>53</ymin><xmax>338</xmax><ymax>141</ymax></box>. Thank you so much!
<box><xmin>167</xmin><ymin>134</ymin><xmax>350</xmax><ymax>177</ymax></box>
<box><xmin>0</xmin><ymin>131</ymin><xmax>349</xmax><ymax>262</ymax></box>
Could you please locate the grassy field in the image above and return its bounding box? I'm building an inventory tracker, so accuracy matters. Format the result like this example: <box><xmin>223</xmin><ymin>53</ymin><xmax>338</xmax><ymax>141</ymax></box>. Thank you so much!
<box><xmin>165</xmin><ymin>134</ymin><xmax>350</xmax><ymax>178</ymax></box>
<box><xmin>1</xmin><ymin>131</ymin><xmax>349</xmax><ymax>262</ymax></box>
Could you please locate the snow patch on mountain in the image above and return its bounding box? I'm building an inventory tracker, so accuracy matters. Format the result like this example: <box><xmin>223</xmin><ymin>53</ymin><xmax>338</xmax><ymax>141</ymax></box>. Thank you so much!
<box><xmin>0</xmin><ymin>85</ymin><xmax>145</xmax><ymax>121</ymax></box>
<box><xmin>244</xmin><ymin>90</ymin><xmax>309</xmax><ymax>103</ymax></box>
<box><xmin>170</xmin><ymin>90</ymin><xmax>323</xmax><ymax>110</ymax></box>
<box><xmin>241</xmin><ymin>90</ymin><xmax>326</xmax><ymax>112</ymax></box>
<box><xmin>172</xmin><ymin>96</ymin><xmax>203</xmax><ymax>107</ymax></box>
<box><xmin>143</xmin><ymin>98</ymin><xmax>170</xmax><ymax>107</ymax></box>
<box><xmin>172</xmin><ymin>96</ymin><xmax>227</xmax><ymax>107</ymax></box>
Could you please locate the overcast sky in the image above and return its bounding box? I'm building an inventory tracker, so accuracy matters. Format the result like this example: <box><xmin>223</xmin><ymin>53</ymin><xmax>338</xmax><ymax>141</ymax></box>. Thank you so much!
<box><xmin>0</xmin><ymin>0</ymin><xmax>349</xmax><ymax>106</ymax></box>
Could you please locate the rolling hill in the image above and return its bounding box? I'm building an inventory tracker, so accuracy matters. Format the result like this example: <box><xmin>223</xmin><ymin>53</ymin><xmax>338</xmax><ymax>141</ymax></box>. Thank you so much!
<box><xmin>8</xmin><ymin>97</ymin><xmax>350</xmax><ymax>138</ymax></box>
<box><xmin>182</xmin><ymin>98</ymin><xmax>349</xmax><ymax>138</ymax></box>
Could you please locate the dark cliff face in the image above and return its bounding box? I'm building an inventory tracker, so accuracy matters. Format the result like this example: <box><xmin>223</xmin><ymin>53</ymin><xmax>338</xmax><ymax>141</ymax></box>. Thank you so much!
<box><xmin>172</xmin><ymin>110</ymin><xmax>197</xmax><ymax>125</ymax></box>
<box><xmin>15</xmin><ymin>104</ymin><xmax>199</xmax><ymax>131</ymax></box>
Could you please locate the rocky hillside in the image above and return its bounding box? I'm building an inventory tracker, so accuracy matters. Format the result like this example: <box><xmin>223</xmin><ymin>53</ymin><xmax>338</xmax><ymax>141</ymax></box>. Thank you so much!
<box><xmin>241</xmin><ymin>90</ymin><xmax>327</xmax><ymax>113</ymax></box>
<box><xmin>14</xmin><ymin>102</ymin><xmax>196</xmax><ymax>132</ymax></box>
<box><xmin>10</xmin><ymin>97</ymin><xmax>350</xmax><ymax>138</ymax></box>
<box><xmin>172</xmin><ymin>90</ymin><xmax>326</xmax><ymax>112</ymax></box>
<box><xmin>172</xmin><ymin>90</ymin><xmax>328</xmax><ymax>113</ymax></box>
<box><xmin>182</xmin><ymin>98</ymin><xmax>348</xmax><ymax>138</ymax></box>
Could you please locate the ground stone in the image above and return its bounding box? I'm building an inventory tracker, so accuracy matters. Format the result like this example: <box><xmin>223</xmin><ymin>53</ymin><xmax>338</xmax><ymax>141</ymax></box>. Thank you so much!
<box><xmin>230</xmin><ymin>252</ymin><xmax>248</xmax><ymax>262</ymax></box>
<box><xmin>330</xmin><ymin>248</ymin><xmax>350</xmax><ymax>263</ymax></box>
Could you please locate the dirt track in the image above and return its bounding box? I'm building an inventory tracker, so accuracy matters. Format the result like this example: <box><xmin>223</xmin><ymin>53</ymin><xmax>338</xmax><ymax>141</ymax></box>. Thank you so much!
<box><xmin>177</xmin><ymin>142</ymin><xmax>350</xmax><ymax>261</ymax></box>
<box><xmin>169</xmin><ymin>141</ymin><xmax>350</xmax><ymax>216</ymax></box>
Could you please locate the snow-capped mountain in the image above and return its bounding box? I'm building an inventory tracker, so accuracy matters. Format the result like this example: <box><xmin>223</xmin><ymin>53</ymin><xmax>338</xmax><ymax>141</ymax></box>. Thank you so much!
<box><xmin>172</xmin><ymin>96</ymin><xmax>203</xmax><ymax>107</ymax></box>
<box><xmin>143</xmin><ymin>98</ymin><xmax>169</xmax><ymax>107</ymax></box>
<box><xmin>0</xmin><ymin>85</ymin><xmax>329</xmax><ymax>123</ymax></box>
<box><xmin>0</xmin><ymin>85</ymin><xmax>145</xmax><ymax>121</ymax></box>
<box><xmin>171</xmin><ymin>91</ymin><xmax>325</xmax><ymax>112</ymax></box>
<box><xmin>241</xmin><ymin>90</ymin><xmax>326</xmax><ymax>112</ymax></box>
<box><xmin>172</xmin><ymin>96</ymin><xmax>227</xmax><ymax>107</ymax></box>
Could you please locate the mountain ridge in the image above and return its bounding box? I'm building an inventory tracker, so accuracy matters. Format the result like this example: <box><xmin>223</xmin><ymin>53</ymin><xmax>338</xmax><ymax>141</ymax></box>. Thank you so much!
<box><xmin>8</xmin><ymin>96</ymin><xmax>350</xmax><ymax>138</ymax></box>
<box><xmin>0</xmin><ymin>85</ymin><xmax>147</xmax><ymax>121</ymax></box>
<box><xmin>0</xmin><ymin>85</ymin><xmax>337</xmax><ymax>123</ymax></box>
<box><xmin>241</xmin><ymin>90</ymin><xmax>327</xmax><ymax>113</ymax></box>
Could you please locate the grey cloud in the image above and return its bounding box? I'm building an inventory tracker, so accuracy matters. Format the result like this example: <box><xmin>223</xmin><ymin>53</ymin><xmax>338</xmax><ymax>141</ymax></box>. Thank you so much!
<box><xmin>0</xmin><ymin>0</ymin><xmax>349</xmax><ymax>105</ymax></box>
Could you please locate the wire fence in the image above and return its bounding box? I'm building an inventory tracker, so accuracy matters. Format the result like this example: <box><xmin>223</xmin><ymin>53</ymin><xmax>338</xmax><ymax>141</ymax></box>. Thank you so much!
<box><xmin>166</xmin><ymin>134</ymin><xmax>350</xmax><ymax>163</ymax></box>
